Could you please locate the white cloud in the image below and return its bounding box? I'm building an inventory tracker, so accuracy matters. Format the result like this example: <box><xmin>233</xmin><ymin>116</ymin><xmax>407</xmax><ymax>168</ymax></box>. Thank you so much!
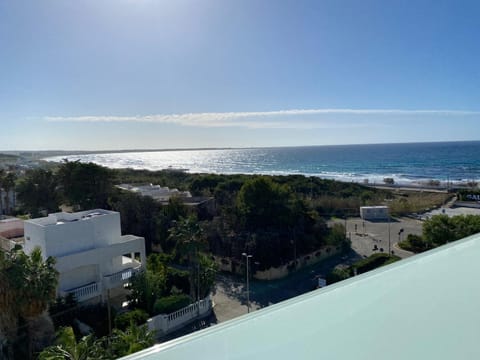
<box><xmin>44</xmin><ymin>108</ymin><xmax>480</xmax><ymax>129</ymax></box>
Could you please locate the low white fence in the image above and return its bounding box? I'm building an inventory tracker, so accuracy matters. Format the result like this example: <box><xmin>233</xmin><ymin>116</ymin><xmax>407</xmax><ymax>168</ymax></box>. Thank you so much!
<box><xmin>147</xmin><ymin>296</ymin><xmax>212</xmax><ymax>336</ymax></box>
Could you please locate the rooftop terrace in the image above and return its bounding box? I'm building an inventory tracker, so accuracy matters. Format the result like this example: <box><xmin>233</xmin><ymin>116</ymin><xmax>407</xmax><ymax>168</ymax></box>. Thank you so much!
<box><xmin>26</xmin><ymin>209</ymin><xmax>114</xmax><ymax>227</ymax></box>
<box><xmin>122</xmin><ymin>233</ymin><xmax>480</xmax><ymax>360</ymax></box>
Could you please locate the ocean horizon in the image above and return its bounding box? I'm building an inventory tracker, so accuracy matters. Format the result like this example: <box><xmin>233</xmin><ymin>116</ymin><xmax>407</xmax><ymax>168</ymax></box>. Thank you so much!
<box><xmin>45</xmin><ymin>140</ymin><xmax>480</xmax><ymax>185</ymax></box>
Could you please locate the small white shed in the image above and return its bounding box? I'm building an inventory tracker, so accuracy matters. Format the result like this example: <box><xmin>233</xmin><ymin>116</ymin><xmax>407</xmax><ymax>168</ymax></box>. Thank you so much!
<box><xmin>360</xmin><ymin>206</ymin><xmax>389</xmax><ymax>220</ymax></box>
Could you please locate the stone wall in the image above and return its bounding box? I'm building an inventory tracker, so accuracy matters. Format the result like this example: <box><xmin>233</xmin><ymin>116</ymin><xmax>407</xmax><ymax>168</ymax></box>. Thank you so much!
<box><xmin>213</xmin><ymin>245</ymin><xmax>341</xmax><ymax>281</ymax></box>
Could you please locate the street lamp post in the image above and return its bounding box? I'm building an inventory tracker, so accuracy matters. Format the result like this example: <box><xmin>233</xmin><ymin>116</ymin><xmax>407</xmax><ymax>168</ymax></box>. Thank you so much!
<box><xmin>388</xmin><ymin>211</ymin><xmax>391</xmax><ymax>254</ymax></box>
<box><xmin>242</xmin><ymin>252</ymin><xmax>253</xmax><ymax>313</ymax></box>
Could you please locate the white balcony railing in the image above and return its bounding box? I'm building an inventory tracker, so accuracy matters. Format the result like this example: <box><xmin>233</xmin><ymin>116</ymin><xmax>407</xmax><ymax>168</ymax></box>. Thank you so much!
<box><xmin>60</xmin><ymin>282</ymin><xmax>100</xmax><ymax>302</ymax></box>
<box><xmin>104</xmin><ymin>267</ymin><xmax>139</xmax><ymax>288</ymax></box>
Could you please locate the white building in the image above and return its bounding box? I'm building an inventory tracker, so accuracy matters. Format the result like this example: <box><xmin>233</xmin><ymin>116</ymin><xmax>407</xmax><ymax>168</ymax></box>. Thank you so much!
<box><xmin>360</xmin><ymin>206</ymin><xmax>389</xmax><ymax>220</ymax></box>
<box><xmin>117</xmin><ymin>183</ymin><xmax>192</xmax><ymax>203</ymax></box>
<box><xmin>24</xmin><ymin>209</ymin><xmax>146</xmax><ymax>303</ymax></box>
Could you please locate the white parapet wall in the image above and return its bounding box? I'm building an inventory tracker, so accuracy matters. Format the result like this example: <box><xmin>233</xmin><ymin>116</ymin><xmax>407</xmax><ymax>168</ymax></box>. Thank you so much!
<box><xmin>147</xmin><ymin>296</ymin><xmax>213</xmax><ymax>336</ymax></box>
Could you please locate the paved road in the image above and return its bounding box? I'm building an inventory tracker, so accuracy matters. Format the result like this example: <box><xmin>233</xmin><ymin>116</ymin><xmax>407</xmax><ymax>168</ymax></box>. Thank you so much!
<box><xmin>212</xmin><ymin>253</ymin><xmax>351</xmax><ymax>323</ymax></box>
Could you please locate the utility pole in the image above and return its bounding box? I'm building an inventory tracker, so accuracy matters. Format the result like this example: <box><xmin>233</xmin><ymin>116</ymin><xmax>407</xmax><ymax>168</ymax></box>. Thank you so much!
<box><xmin>242</xmin><ymin>253</ymin><xmax>252</xmax><ymax>313</ymax></box>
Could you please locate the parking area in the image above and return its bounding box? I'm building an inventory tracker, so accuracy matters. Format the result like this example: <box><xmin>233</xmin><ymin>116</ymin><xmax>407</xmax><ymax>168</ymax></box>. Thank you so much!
<box><xmin>331</xmin><ymin>217</ymin><xmax>423</xmax><ymax>259</ymax></box>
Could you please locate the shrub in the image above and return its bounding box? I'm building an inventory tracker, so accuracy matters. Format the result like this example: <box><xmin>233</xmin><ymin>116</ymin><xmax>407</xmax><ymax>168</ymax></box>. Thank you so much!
<box><xmin>352</xmin><ymin>253</ymin><xmax>400</xmax><ymax>275</ymax></box>
<box><xmin>398</xmin><ymin>234</ymin><xmax>431</xmax><ymax>253</ymax></box>
<box><xmin>326</xmin><ymin>267</ymin><xmax>351</xmax><ymax>284</ymax></box>
<box><xmin>114</xmin><ymin>309</ymin><xmax>149</xmax><ymax>331</ymax></box>
<box><xmin>153</xmin><ymin>295</ymin><xmax>191</xmax><ymax>315</ymax></box>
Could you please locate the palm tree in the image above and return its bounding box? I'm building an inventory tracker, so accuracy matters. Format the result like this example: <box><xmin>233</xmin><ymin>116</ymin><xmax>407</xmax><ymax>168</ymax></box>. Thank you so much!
<box><xmin>168</xmin><ymin>217</ymin><xmax>204</xmax><ymax>299</ymax></box>
<box><xmin>38</xmin><ymin>326</ymin><xmax>106</xmax><ymax>360</ymax></box>
<box><xmin>109</xmin><ymin>324</ymin><xmax>155</xmax><ymax>357</ymax></box>
<box><xmin>39</xmin><ymin>324</ymin><xmax>154</xmax><ymax>360</ymax></box>
<box><xmin>0</xmin><ymin>247</ymin><xmax>58</xmax><ymax>359</ymax></box>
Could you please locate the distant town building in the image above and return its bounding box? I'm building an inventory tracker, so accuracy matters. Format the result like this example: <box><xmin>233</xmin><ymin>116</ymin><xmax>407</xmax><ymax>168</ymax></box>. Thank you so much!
<box><xmin>360</xmin><ymin>206</ymin><xmax>389</xmax><ymax>220</ymax></box>
<box><xmin>117</xmin><ymin>183</ymin><xmax>192</xmax><ymax>203</ymax></box>
<box><xmin>117</xmin><ymin>183</ymin><xmax>216</xmax><ymax>217</ymax></box>
<box><xmin>24</xmin><ymin>209</ymin><xmax>146</xmax><ymax>303</ymax></box>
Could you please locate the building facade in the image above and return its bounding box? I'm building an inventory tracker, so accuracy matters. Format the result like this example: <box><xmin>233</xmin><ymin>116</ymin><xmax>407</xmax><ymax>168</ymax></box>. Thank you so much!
<box><xmin>24</xmin><ymin>209</ymin><xmax>146</xmax><ymax>303</ymax></box>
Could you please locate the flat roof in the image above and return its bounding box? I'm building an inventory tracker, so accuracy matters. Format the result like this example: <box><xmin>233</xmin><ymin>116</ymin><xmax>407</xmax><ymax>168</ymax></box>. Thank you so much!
<box><xmin>25</xmin><ymin>209</ymin><xmax>116</xmax><ymax>227</ymax></box>
<box><xmin>122</xmin><ymin>233</ymin><xmax>480</xmax><ymax>360</ymax></box>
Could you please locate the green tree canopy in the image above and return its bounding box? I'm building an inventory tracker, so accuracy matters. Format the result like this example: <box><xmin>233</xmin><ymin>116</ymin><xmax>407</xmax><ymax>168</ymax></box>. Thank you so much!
<box><xmin>16</xmin><ymin>169</ymin><xmax>60</xmax><ymax>217</ymax></box>
<box><xmin>423</xmin><ymin>214</ymin><xmax>480</xmax><ymax>246</ymax></box>
<box><xmin>236</xmin><ymin>176</ymin><xmax>295</xmax><ymax>231</ymax></box>
<box><xmin>57</xmin><ymin>161</ymin><xmax>113</xmax><ymax>210</ymax></box>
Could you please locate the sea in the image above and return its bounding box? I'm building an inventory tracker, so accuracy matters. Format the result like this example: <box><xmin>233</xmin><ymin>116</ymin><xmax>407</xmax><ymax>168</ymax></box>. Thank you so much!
<box><xmin>45</xmin><ymin>141</ymin><xmax>480</xmax><ymax>186</ymax></box>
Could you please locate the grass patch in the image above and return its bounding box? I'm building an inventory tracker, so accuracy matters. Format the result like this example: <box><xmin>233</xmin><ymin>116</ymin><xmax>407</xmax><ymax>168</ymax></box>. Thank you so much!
<box><xmin>389</xmin><ymin>191</ymin><xmax>453</xmax><ymax>216</ymax></box>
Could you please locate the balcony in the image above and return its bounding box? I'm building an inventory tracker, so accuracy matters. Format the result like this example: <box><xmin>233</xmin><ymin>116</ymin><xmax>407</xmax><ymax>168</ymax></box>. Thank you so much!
<box><xmin>104</xmin><ymin>266</ymin><xmax>140</xmax><ymax>288</ymax></box>
<box><xmin>60</xmin><ymin>282</ymin><xmax>101</xmax><ymax>302</ymax></box>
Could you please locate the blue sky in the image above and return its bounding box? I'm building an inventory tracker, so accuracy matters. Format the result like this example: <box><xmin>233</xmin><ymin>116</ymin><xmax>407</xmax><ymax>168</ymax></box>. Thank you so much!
<box><xmin>1</xmin><ymin>0</ymin><xmax>480</xmax><ymax>151</ymax></box>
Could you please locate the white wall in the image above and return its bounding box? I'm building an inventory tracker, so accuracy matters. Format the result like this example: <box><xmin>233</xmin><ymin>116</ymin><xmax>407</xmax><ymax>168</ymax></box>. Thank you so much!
<box><xmin>23</xmin><ymin>221</ymin><xmax>47</xmax><ymax>257</ymax></box>
<box><xmin>59</xmin><ymin>265</ymin><xmax>98</xmax><ymax>290</ymax></box>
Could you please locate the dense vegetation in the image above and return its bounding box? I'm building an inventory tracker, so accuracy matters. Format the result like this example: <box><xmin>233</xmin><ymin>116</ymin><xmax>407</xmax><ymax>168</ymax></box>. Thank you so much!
<box><xmin>12</xmin><ymin>161</ymin><xmax>456</xmax><ymax>269</ymax></box>
<box><xmin>399</xmin><ymin>214</ymin><xmax>480</xmax><ymax>253</ymax></box>
<box><xmin>14</xmin><ymin>162</ymin><xmax>363</xmax><ymax>267</ymax></box>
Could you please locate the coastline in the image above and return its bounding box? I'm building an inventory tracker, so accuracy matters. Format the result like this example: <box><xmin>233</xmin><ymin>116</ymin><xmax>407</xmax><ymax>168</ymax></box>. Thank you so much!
<box><xmin>7</xmin><ymin>142</ymin><xmax>480</xmax><ymax>191</ymax></box>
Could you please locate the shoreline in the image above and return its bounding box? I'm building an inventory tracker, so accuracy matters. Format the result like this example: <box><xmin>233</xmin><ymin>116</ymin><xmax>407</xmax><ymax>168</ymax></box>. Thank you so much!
<box><xmin>39</xmin><ymin>158</ymin><xmax>478</xmax><ymax>192</ymax></box>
